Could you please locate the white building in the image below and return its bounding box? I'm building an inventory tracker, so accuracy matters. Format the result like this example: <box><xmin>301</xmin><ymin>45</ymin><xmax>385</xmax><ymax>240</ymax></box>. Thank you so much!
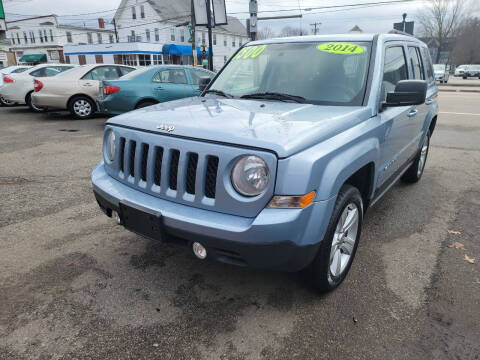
<box><xmin>64</xmin><ymin>0</ymin><xmax>248</xmax><ymax>71</ymax></box>
<box><xmin>6</xmin><ymin>15</ymin><xmax>115</xmax><ymax>64</ymax></box>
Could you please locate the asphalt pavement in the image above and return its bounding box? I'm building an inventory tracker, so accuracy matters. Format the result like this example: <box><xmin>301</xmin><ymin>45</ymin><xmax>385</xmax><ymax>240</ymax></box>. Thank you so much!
<box><xmin>0</xmin><ymin>94</ymin><xmax>479</xmax><ymax>360</ymax></box>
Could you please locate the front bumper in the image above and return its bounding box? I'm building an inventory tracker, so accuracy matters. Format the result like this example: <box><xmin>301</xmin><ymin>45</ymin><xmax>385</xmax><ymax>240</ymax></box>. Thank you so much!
<box><xmin>92</xmin><ymin>162</ymin><xmax>335</xmax><ymax>271</ymax></box>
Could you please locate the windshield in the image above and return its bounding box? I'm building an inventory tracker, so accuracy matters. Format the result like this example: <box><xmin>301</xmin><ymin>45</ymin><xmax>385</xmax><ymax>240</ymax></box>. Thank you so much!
<box><xmin>208</xmin><ymin>41</ymin><xmax>372</xmax><ymax>105</ymax></box>
<box><xmin>433</xmin><ymin>64</ymin><xmax>445</xmax><ymax>71</ymax></box>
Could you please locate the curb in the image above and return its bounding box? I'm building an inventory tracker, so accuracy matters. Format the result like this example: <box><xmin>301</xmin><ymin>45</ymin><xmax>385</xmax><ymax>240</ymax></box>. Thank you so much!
<box><xmin>438</xmin><ymin>88</ymin><xmax>480</xmax><ymax>93</ymax></box>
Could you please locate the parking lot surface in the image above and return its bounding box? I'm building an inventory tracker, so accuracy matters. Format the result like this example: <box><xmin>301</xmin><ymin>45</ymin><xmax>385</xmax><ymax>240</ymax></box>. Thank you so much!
<box><xmin>1</xmin><ymin>94</ymin><xmax>479</xmax><ymax>359</ymax></box>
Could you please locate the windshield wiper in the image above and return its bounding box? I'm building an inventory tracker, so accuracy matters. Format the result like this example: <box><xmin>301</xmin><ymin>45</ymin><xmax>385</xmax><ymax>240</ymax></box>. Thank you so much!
<box><xmin>240</xmin><ymin>92</ymin><xmax>306</xmax><ymax>103</ymax></box>
<box><xmin>204</xmin><ymin>89</ymin><xmax>234</xmax><ymax>98</ymax></box>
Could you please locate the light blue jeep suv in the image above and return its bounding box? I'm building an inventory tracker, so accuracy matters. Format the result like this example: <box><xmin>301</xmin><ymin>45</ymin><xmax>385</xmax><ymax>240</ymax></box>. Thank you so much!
<box><xmin>92</xmin><ymin>34</ymin><xmax>438</xmax><ymax>292</ymax></box>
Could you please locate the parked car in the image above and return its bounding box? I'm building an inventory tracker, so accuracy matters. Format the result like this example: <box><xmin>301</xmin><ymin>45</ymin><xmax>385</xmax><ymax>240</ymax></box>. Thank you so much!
<box><xmin>97</xmin><ymin>66</ymin><xmax>215</xmax><ymax>115</ymax></box>
<box><xmin>433</xmin><ymin>64</ymin><xmax>449</xmax><ymax>83</ymax></box>
<box><xmin>0</xmin><ymin>65</ymin><xmax>32</xmax><ymax>106</ymax></box>
<box><xmin>92</xmin><ymin>34</ymin><xmax>438</xmax><ymax>293</ymax></box>
<box><xmin>0</xmin><ymin>64</ymin><xmax>74</xmax><ymax>110</ymax></box>
<box><xmin>462</xmin><ymin>65</ymin><xmax>480</xmax><ymax>79</ymax></box>
<box><xmin>454</xmin><ymin>64</ymin><xmax>469</xmax><ymax>77</ymax></box>
<box><xmin>31</xmin><ymin>64</ymin><xmax>136</xmax><ymax>119</ymax></box>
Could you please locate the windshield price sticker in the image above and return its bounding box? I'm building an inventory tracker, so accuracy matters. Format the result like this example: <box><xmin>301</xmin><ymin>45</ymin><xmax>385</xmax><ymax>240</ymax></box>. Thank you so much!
<box><xmin>317</xmin><ymin>43</ymin><xmax>364</xmax><ymax>55</ymax></box>
<box><xmin>233</xmin><ymin>45</ymin><xmax>267</xmax><ymax>60</ymax></box>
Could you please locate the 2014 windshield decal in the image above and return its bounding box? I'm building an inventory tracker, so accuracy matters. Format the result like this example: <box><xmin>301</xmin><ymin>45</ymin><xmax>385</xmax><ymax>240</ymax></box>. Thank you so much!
<box><xmin>317</xmin><ymin>42</ymin><xmax>364</xmax><ymax>55</ymax></box>
<box><xmin>233</xmin><ymin>45</ymin><xmax>267</xmax><ymax>60</ymax></box>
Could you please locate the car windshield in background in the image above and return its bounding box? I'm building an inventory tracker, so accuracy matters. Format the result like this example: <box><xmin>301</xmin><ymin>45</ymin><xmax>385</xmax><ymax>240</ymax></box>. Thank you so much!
<box><xmin>433</xmin><ymin>64</ymin><xmax>445</xmax><ymax>71</ymax></box>
<box><xmin>119</xmin><ymin>67</ymin><xmax>151</xmax><ymax>80</ymax></box>
<box><xmin>208</xmin><ymin>41</ymin><xmax>372</xmax><ymax>105</ymax></box>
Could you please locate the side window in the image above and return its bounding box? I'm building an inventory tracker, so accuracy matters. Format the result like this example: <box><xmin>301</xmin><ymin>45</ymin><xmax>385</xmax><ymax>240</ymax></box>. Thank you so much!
<box><xmin>29</xmin><ymin>68</ymin><xmax>46</xmax><ymax>77</ymax></box>
<box><xmin>11</xmin><ymin>67</ymin><xmax>29</xmax><ymax>73</ymax></box>
<box><xmin>44</xmin><ymin>66</ymin><xmax>72</xmax><ymax>77</ymax></box>
<box><xmin>82</xmin><ymin>66</ymin><xmax>120</xmax><ymax>81</ymax></box>
<box><xmin>190</xmin><ymin>69</ymin><xmax>214</xmax><ymax>85</ymax></box>
<box><xmin>152</xmin><ymin>69</ymin><xmax>187</xmax><ymax>84</ymax></box>
<box><xmin>408</xmin><ymin>46</ymin><xmax>424</xmax><ymax>80</ymax></box>
<box><xmin>119</xmin><ymin>66</ymin><xmax>135</xmax><ymax>76</ymax></box>
<box><xmin>382</xmin><ymin>46</ymin><xmax>408</xmax><ymax>99</ymax></box>
<box><xmin>421</xmin><ymin>47</ymin><xmax>434</xmax><ymax>83</ymax></box>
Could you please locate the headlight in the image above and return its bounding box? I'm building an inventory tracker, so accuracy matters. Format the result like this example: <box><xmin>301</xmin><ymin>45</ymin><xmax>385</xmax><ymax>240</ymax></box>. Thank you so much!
<box><xmin>231</xmin><ymin>155</ymin><xmax>269</xmax><ymax>196</ymax></box>
<box><xmin>104</xmin><ymin>129</ymin><xmax>116</xmax><ymax>162</ymax></box>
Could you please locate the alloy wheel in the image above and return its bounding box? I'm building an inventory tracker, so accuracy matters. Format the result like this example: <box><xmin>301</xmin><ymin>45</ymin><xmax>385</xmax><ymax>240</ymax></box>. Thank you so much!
<box><xmin>417</xmin><ymin>135</ymin><xmax>429</xmax><ymax>177</ymax></box>
<box><xmin>329</xmin><ymin>203</ymin><xmax>359</xmax><ymax>281</ymax></box>
<box><xmin>73</xmin><ymin>99</ymin><xmax>92</xmax><ymax>117</ymax></box>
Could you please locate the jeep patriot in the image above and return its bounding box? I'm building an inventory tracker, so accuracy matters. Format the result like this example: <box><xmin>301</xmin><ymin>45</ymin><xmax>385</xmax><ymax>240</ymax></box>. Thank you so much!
<box><xmin>92</xmin><ymin>34</ymin><xmax>438</xmax><ymax>292</ymax></box>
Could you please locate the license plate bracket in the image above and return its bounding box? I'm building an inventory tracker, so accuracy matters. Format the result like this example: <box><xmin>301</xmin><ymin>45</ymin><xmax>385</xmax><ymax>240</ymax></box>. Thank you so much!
<box><xmin>119</xmin><ymin>201</ymin><xmax>164</xmax><ymax>241</ymax></box>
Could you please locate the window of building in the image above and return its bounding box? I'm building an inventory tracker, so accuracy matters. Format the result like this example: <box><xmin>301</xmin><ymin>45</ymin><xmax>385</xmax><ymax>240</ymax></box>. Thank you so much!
<box><xmin>66</xmin><ymin>31</ymin><xmax>72</xmax><ymax>43</ymax></box>
<box><xmin>132</xmin><ymin>6</ymin><xmax>136</xmax><ymax>19</ymax></box>
<box><xmin>30</xmin><ymin>31</ymin><xmax>36</xmax><ymax>43</ymax></box>
<box><xmin>16</xmin><ymin>33</ymin><xmax>20</xmax><ymax>44</ymax></box>
<box><xmin>87</xmin><ymin>32</ymin><xmax>93</xmax><ymax>44</ymax></box>
<box><xmin>224</xmin><ymin>36</ymin><xmax>227</xmax><ymax>46</ymax></box>
<box><xmin>213</xmin><ymin>33</ymin><xmax>216</xmax><ymax>45</ymax></box>
<box><xmin>79</xmin><ymin>55</ymin><xmax>86</xmax><ymax>65</ymax></box>
<box><xmin>152</xmin><ymin>69</ymin><xmax>187</xmax><ymax>84</ymax></box>
<box><xmin>202</xmin><ymin>31</ymin><xmax>206</xmax><ymax>44</ymax></box>
<box><xmin>139</xmin><ymin>54</ymin><xmax>151</xmax><ymax>66</ymax></box>
<box><xmin>152</xmin><ymin>54</ymin><xmax>162</xmax><ymax>65</ymax></box>
<box><xmin>122</xmin><ymin>54</ymin><xmax>137</xmax><ymax>66</ymax></box>
<box><xmin>239</xmin><ymin>38</ymin><xmax>242</xmax><ymax>46</ymax></box>
<box><xmin>140</xmin><ymin>5</ymin><xmax>145</xmax><ymax>18</ymax></box>
<box><xmin>224</xmin><ymin>55</ymin><xmax>227</xmax><ymax>63</ymax></box>
<box><xmin>39</xmin><ymin>30</ymin><xmax>44</xmax><ymax>43</ymax></box>
<box><xmin>170</xmin><ymin>28</ymin><xmax>175</xmax><ymax>41</ymax></box>
<box><xmin>382</xmin><ymin>46</ymin><xmax>408</xmax><ymax>100</ymax></box>
<box><xmin>44</xmin><ymin>29</ymin><xmax>48</xmax><ymax>42</ymax></box>
<box><xmin>23</xmin><ymin>32</ymin><xmax>28</xmax><ymax>43</ymax></box>
<box><xmin>65</xmin><ymin>55</ymin><xmax>70</xmax><ymax>64</ymax></box>
<box><xmin>109</xmin><ymin>34</ymin><xmax>114</xmax><ymax>43</ymax></box>
<box><xmin>11</xmin><ymin>36</ymin><xmax>15</xmax><ymax>45</ymax></box>
<box><xmin>129</xmin><ymin>30</ymin><xmax>136</xmax><ymax>42</ymax></box>
<box><xmin>180</xmin><ymin>29</ymin><xmax>185</xmax><ymax>42</ymax></box>
<box><xmin>155</xmin><ymin>28</ymin><xmax>159</xmax><ymax>41</ymax></box>
<box><xmin>408</xmin><ymin>46</ymin><xmax>424</xmax><ymax>80</ymax></box>
<box><xmin>95</xmin><ymin>54</ymin><xmax>104</xmax><ymax>64</ymax></box>
<box><xmin>97</xmin><ymin>33</ymin><xmax>102</xmax><ymax>44</ymax></box>
<box><xmin>146</xmin><ymin>29</ymin><xmax>150</xmax><ymax>41</ymax></box>
<box><xmin>49</xmin><ymin>29</ymin><xmax>53</xmax><ymax>42</ymax></box>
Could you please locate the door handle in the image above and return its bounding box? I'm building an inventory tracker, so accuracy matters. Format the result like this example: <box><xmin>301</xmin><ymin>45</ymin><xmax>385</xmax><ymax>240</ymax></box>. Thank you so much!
<box><xmin>83</xmin><ymin>83</ymin><xmax>93</xmax><ymax>87</ymax></box>
<box><xmin>407</xmin><ymin>109</ymin><xmax>418</xmax><ymax>117</ymax></box>
<box><xmin>154</xmin><ymin>87</ymin><xmax>164</xmax><ymax>90</ymax></box>
<box><xmin>425</xmin><ymin>99</ymin><xmax>433</xmax><ymax>105</ymax></box>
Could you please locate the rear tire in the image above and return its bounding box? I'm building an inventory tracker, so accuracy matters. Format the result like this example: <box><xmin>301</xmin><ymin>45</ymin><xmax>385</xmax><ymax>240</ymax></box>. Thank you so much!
<box><xmin>135</xmin><ymin>100</ymin><xmax>158</xmax><ymax>109</ymax></box>
<box><xmin>69</xmin><ymin>96</ymin><xmax>95</xmax><ymax>119</ymax></box>
<box><xmin>26</xmin><ymin>92</ymin><xmax>47</xmax><ymax>113</ymax></box>
<box><xmin>0</xmin><ymin>96</ymin><xmax>15</xmax><ymax>107</ymax></box>
<box><xmin>401</xmin><ymin>130</ymin><xmax>430</xmax><ymax>183</ymax></box>
<box><xmin>306</xmin><ymin>184</ymin><xmax>363</xmax><ymax>293</ymax></box>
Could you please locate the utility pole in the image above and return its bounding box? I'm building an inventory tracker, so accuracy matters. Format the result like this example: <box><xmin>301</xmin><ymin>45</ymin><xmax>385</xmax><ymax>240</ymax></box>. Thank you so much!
<box><xmin>113</xmin><ymin>19</ymin><xmax>119</xmax><ymax>43</ymax></box>
<box><xmin>249</xmin><ymin>0</ymin><xmax>258</xmax><ymax>41</ymax></box>
<box><xmin>310</xmin><ymin>22</ymin><xmax>321</xmax><ymax>35</ymax></box>
<box><xmin>402</xmin><ymin>13</ymin><xmax>407</xmax><ymax>32</ymax></box>
<box><xmin>191</xmin><ymin>0</ymin><xmax>197</xmax><ymax>66</ymax></box>
<box><xmin>206</xmin><ymin>0</ymin><xmax>213</xmax><ymax>71</ymax></box>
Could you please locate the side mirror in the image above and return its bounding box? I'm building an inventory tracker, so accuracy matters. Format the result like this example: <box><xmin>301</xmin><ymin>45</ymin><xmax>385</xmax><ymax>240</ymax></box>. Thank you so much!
<box><xmin>384</xmin><ymin>80</ymin><xmax>427</xmax><ymax>107</ymax></box>
<box><xmin>198</xmin><ymin>77</ymin><xmax>211</xmax><ymax>92</ymax></box>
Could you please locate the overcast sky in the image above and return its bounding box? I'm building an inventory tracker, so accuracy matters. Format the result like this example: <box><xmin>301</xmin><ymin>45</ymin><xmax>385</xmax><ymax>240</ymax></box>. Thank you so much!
<box><xmin>3</xmin><ymin>0</ymin><xmax>480</xmax><ymax>35</ymax></box>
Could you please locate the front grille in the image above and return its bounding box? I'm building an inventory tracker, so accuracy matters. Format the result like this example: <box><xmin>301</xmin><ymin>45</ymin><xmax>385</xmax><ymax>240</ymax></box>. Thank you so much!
<box><xmin>118</xmin><ymin>140</ymin><xmax>219</xmax><ymax>200</ymax></box>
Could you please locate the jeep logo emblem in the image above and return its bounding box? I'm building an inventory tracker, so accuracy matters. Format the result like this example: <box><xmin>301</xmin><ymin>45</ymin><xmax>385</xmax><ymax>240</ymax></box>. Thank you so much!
<box><xmin>156</xmin><ymin>124</ymin><xmax>175</xmax><ymax>132</ymax></box>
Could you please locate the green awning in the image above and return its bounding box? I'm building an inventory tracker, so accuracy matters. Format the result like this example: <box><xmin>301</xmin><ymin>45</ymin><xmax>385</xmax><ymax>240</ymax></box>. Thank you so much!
<box><xmin>18</xmin><ymin>54</ymin><xmax>47</xmax><ymax>63</ymax></box>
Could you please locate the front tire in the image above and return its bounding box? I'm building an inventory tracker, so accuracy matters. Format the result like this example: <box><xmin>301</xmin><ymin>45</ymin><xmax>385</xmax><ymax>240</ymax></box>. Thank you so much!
<box><xmin>401</xmin><ymin>130</ymin><xmax>430</xmax><ymax>183</ymax></box>
<box><xmin>69</xmin><ymin>96</ymin><xmax>95</xmax><ymax>119</ymax></box>
<box><xmin>26</xmin><ymin>92</ymin><xmax>47</xmax><ymax>113</ymax></box>
<box><xmin>307</xmin><ymin>184</ymin><xmax>363</xmax><ymax>293</ymax></box>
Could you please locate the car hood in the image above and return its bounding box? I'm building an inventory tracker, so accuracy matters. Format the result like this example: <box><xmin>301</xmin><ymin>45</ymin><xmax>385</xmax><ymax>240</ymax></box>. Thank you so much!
<box><xmin>108</xmin><ymin>96</ymin><xmax>373</xmax><ymax>158</ymax></box>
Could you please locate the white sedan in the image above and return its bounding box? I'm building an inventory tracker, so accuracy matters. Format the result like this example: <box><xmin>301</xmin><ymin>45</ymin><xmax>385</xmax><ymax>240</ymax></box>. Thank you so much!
<box><xmin>0</xmin><ymin>65</ymin><xmax>32</xmax><ymax>106</ymax></box>
<box><xmin>0</xmin><ymin>64</ymin><xmax>76</xmax><ymax>111</ymax></box>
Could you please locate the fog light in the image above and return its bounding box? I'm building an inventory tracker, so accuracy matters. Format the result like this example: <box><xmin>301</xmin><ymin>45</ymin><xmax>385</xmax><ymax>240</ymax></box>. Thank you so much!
<box><xmin>192</xmin><ymin>242</ymin><xmax>207</xmax><ymax>259</ymax></box>
<box><xmin>112</xmin><ymin>210</ymin><xmax>122</xmax><ymax>225</ymax></box>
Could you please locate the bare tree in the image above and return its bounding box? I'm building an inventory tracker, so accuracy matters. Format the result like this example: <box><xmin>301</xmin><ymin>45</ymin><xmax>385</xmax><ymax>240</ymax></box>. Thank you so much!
<box><xmin>257</xmin><ymin>26</ymin><xmax>276</xmax><ymax>40</ymax></box>
<box><xmin>416</xmin><ymin>0</ymin><xmax>468</xmax><ymax>62</ymax></box>
<box><xmin>279</xmin><ymin>26</ymin><xmax>309</xmax><ymax>37</ymax></box>
<box><xmin>451</xmin><ymin>17</ymin><xmax>480</xmax><ymax>64</ymax></box>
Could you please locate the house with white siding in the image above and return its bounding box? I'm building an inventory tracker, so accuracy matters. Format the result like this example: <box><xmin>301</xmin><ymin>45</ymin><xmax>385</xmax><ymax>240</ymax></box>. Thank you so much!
<box><xmin>64</xmin><ymin>0</ymin><xmax>248</xmax><ymax>71</ymax></box>
<box><xmin>6</xmin><ymin>15</ymin><xmax>114</xmax><ymax>64</ymax></box>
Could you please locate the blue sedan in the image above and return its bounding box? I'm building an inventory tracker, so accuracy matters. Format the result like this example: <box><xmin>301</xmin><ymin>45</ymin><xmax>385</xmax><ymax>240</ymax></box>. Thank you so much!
<box><xmin>98</xmin><ymin>65</ymin><xmax>215</xmax><ymax>115</ymax></box>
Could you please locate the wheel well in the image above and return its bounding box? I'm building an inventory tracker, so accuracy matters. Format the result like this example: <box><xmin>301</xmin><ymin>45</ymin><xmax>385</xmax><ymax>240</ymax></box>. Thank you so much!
<box><xmin>344</xmin><ymin>162</ymin><xmax>375</xmax><ymax>210</ymax></box>
<box><xmin>67</xmin><ymin>94</ymin><xmax>98</xmax><ymax>111</ymax></box>
<box><xmin>429</xmin><ymin>115</ymin><xmax>437</xmax><ymax>135</ymax></box>
<box><xmin>135</xmin><ymin>98</ymin><xmax>158</xmax><ymax>109</ymax></box>
<box><xmin>24</xmin><ymin>90</ymin><xmax>33</xmax><ymax>104</ymax></box>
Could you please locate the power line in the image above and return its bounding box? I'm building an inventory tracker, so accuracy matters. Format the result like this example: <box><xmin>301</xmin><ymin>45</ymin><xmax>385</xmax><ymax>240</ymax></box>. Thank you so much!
<box><xmin>310</xmin><ymin>22</ymin><xmax>321</xmax><ymax>35</ymax></box>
